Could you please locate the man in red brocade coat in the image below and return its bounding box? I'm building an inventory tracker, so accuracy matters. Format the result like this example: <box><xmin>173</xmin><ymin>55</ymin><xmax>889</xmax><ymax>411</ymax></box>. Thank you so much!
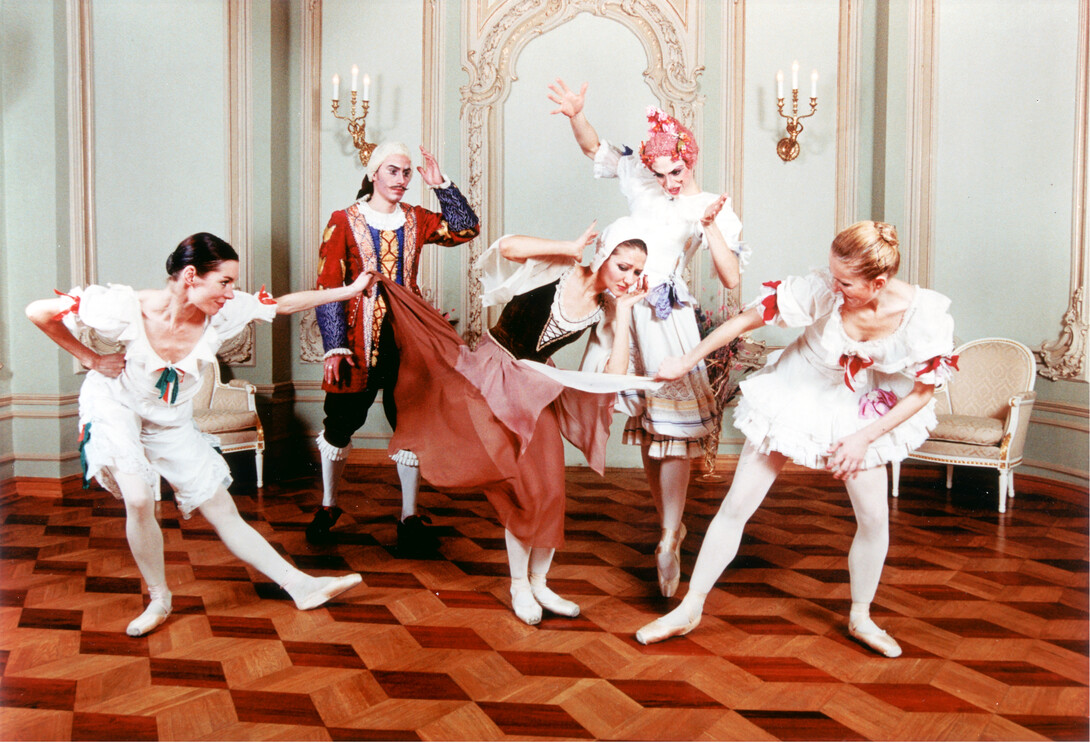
<box><xmin>309</xmin><ymin>142</ymin><xmax>479</xmax><ymax>553</ymax></box>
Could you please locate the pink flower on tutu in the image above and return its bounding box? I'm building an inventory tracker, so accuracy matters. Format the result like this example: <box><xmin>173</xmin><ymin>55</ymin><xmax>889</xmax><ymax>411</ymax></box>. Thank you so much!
<box><xmin>859</xmin><ymin>388</ymin><xmax>898</xmax><ymax>419</ymax></box>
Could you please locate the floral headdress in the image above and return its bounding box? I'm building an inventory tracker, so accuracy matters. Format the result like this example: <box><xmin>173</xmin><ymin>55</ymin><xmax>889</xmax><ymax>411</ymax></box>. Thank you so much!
<box><xmin>638</xmin><ymin>106</ymin><xmax>699</xmax><ymax>170</ymax></box>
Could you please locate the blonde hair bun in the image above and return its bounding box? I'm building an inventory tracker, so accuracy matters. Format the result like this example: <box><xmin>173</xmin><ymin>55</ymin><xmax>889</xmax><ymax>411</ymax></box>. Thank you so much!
<box><xmin>831</xmin><ymin>220</ymin><xmax>901</xmax><ymax>280</ymax></box>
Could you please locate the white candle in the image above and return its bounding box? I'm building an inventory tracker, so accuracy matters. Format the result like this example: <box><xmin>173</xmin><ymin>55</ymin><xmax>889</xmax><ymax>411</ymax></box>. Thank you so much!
<box><xmin>332</xmin><ymin>73</ymin><xmax>340</xmax><ymax>101</ymax></box>
<box><xmin>811</xmin><ymin>70</ymin><xmax>818</xmax><ymax>98</ymax></box>
<box><xmin>362</xmin><ymin>73</ymin><xmax>370</xmax><ymax>102</ymax></box>
<box><xmin>776</xmin><ymin>70</ymin><xmax>784</xmax><ymax>99</ymax></box>
<box><xmin>791</xmin><ymin>60</ymin><xmax>799</xmax><ymax>91</ymax></box>
<box><xmin>350</xmin><ymin>64</ymin><xmax>359</xmax><ymax>93</ymax></box>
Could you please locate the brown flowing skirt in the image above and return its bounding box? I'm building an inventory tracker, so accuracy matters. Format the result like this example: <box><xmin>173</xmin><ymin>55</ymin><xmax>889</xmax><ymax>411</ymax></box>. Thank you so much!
<box><xmin>378</xmin><ymin>277</ymin><xmax>615</xmax><ymax>549</ymax></box>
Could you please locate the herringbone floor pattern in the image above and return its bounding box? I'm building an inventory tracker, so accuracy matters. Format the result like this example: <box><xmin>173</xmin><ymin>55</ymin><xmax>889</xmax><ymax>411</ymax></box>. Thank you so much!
<box><xmin>1</xmin><ymin>463</ymin><xmax>1086</xmax><ymax>741</ymax></box>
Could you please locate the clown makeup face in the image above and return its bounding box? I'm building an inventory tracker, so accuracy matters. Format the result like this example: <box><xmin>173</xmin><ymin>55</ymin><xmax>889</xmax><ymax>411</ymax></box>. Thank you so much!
<box><xmin>596</xmin><ymin>243</ymin><xmax>647</xmax><ymax>297</ymax></box>
<box><xmin>650</xmin><ymin>156</ymin><xmax>695</xmax><ymax>198</ymax></box>
<box><xmin>371</xmin><ymin>154</ymin><xmax>413</xmax><ymax>210</ymax></box>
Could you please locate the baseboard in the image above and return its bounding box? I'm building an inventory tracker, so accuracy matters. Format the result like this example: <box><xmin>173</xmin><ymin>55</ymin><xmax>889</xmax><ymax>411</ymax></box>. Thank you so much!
<box><xmin>0</xmin><ymin>473</ymin><xmax>92</xmax><ymax>500</ymax></box>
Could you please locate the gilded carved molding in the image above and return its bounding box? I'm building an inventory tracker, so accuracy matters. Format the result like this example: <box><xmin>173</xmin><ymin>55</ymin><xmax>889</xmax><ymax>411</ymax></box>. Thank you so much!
<box><xmin>460</xmin><ymin>0</ymin><xmax>703</xmax><ymax>343</ymax></box>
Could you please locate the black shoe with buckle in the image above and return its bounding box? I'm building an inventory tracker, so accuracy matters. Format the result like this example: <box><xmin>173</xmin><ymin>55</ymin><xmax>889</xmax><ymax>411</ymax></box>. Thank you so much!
<box><xmin>306</xmin><ymin>506</ymin><xmax>343</xmax><ymax>545</ymax></box>
<box><xmin>397</xmin><ymin>514</ymin><xmax>439</xmax><ymax>557</ymax></box>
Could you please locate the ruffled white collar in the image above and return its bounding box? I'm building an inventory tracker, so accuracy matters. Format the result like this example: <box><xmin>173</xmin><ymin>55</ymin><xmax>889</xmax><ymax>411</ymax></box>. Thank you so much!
<box><xmin>356</xmin><ymin>198</ymin><xmax>406</xmax><ymax>231</ymax></box>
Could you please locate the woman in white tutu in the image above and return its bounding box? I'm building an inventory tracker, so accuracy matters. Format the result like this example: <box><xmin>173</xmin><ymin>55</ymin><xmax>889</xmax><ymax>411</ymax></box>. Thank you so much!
<box><xmin>26</xmin><ymin>233</ymin><xmax>367</xmax><ymax>636</ymax></box>
<box><xmin>634</xmin><ymin>221</ymin><xmax>957</xmax><ymax>657</ymax></box>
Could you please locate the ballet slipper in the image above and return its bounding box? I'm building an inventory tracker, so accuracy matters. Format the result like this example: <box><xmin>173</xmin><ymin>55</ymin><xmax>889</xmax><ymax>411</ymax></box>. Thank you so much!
<box><xmin>635</xmin><ymin>603</ymin><xmax>701</xmax><ymax>645</ymax></box>
<box><xmin>126</xmin><ymin>596</ymin><xmax>172</xmax><ymax>637</ymax></box>
<box><xmin>510</xmin><ymin>580</ymin><xmax>542</xmax><ymax>625</ymax></box>
<box><xmin>529</xmin><ymin>574</ymin><xmax>580</xmax><ymax>618</ymax></box>
<box><xmin>289</xmin><ymin>573</ymin><xmax>363</xmax><ymax>611</ymax></box>
<box><xmin>655</xmin><ymin>523</ymin><xmax>687</xmax><ymax>598</ymax></box>
<box><xmin>849</xmin><ymin>620</ymin><xmax>903</xmax><ymax>658</ymax></box>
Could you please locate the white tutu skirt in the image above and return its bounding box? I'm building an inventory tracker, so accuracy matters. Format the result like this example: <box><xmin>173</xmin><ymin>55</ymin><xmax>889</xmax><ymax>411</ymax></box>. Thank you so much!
<box><xmin>733</xmin><ymin>341</ymin><xmax>938</xmax><ymax>471</ymax></box>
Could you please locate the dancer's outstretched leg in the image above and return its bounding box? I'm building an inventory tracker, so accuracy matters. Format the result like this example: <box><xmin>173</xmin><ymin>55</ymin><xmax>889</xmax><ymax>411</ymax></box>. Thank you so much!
<box><xmin>198</xmin><ymin>487</ymin><xmax>361</xmax><ymax>609</ymax></box>
<box><xmin>528</xmin><ymin>547</ymin><xmax>579</xmax><ymax>617</ymax></box>
<box><xmin>636</xmin><ymin>443</ymin><xmax>785</xmax><ymax>644</ymax></box>
<box><xmin>114</xmin><ymin>469</ymin><xmax>173</xmax><ymax>636</ymax></box>
<box><xmin>843</xmin><ymin>466</ymin><xmax>901</xmax><ymax>657</ymax></box>
<box><xmin>505</xmin><ymin>529</ymin><xmax>541</xmax><ymax>625</ymax></box>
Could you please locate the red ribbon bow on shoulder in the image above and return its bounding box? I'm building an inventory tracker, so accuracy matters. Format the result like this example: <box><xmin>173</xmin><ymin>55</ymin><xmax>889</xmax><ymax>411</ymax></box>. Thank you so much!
<box><xmin>915</xmin><ymin>354</ymin><xmax>959</xmax><ymax>377</ymax></box>
<box><xmin>257</xmin><ymin>285</ymin><xmax>276</xmax><ymax>305</ymax></box>
<box><xmin>51</xmin><ymin>290</ymin><xmax>80</xmax><ymax>321</ymax></box>
<box><xmin>759</xmin><ymin>281</ymin><xmax>782</xmax><ymax>323</ymax></box>
<box><xmin>839</xmin><ymin>353</ymin><xmax>874</xmax><ymax>391</ymax></box>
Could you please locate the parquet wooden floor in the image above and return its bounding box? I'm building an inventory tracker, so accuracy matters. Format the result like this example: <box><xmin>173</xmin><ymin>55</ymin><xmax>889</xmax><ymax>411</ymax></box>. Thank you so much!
<box><xmin>1</xmin><ymin>462</ymin><xmax>1086</xmax><ymax>741</ymax></box>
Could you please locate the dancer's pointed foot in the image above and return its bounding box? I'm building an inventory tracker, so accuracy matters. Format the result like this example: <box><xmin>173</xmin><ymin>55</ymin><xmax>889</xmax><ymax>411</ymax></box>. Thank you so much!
<box><xmin>529</xmin><ymin>574</ymin><xmax>580</xmax><ymax>617</ymax></box>
<box><xmin>635</xmin><ymin>603</ymin><xmax>701</xmax><ymax>645</ymax></box>
<box><xmin>287</xmin><ymin>573</ymin><xmax>362</xmax><ymax>610</ymax></box>
<box><xmin>655</xmin><ymin>523</ymin><xmax>687</xmax><ymax>598</ymax></box>
<box><xmin>510</xmin><ymin>580</ymin><xmax>542</xmax><ymax>625</ymax></box>
<box><xmin>849</xmin><ymin>619</ymin><xmax>903</xmax><ymax>658</ymax></box>
<box><xmin>126</xmin><ymin>595</ymin><xmax>172</xmax><ymax>637</ymax></box>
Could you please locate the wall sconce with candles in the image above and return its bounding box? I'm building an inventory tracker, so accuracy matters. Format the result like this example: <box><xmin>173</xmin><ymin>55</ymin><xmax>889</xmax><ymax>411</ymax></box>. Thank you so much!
<box><xmin>775</xmin><ymin>61</ymin><xmax>818</xmax><ymax>162</ymax></box>
<box><xmin>331</xmin><ymin>64</ymin><xmax>377</xmax><ymax>167</ymax></box>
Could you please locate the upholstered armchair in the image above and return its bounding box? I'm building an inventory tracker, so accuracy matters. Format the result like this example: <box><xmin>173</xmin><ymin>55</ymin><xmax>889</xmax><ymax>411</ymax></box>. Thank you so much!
<box><xmin>891</xmin><ymin>337</ymin><xmax>1037</xmax><ymax>513</ymax></box>
<box><xmin>192</xmin><ymin>362</ymin><xmax>266</xmax><ymax>487</ymax></box>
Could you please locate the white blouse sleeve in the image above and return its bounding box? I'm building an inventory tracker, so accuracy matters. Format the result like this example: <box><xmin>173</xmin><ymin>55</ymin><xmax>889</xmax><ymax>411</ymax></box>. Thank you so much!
<box><xmin>59</xmin><ymin>284</ymin><xmax>141</xmax><ymax>345</ymax></box>
<box><xmin>209</xmin><ymin>288</ymin><xmax>278</xmax><ymax>346</ymax></box>
<box><xmin>475</xmin><ymin>236</ymin><xmax>572</xmax><ymax>308</ymax></box>
<box><xmin>902</xmin><ymin>289</ymin><xmax>957</xmax><ymax>384</ymax></box>
<box><xmin>744</xmin><ymin>271</ymin><xmax>837</xmax><ymax>329</ymax></box>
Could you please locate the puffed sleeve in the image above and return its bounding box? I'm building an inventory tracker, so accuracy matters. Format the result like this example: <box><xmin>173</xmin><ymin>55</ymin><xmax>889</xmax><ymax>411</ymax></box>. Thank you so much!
<box><xmin>591</xmin><ymin>140</ymin><xmax>630</xmax><ymax>179</ymax></box>
<box><xmin>700</xmin><ymin>195</ymin><xmax>750</xmax><ymax>270</ymax></box>
<box><xmin>209</xmin><ymin>287</ymin><xmax>278</xmax><ymax>346</ymax></box>
<box><xmin>744</xmin><ymin>270</ymin><xmax>838</xmax><ymax>328</ymax></box>
<box><xmin>59</xmin><ymin>284</ymin><xmax>141</xmax><ymax>345</ymax></box>
<box><xmin>903</xmin><ymin>288</ymin><xmax>957</xmax><ymax>384</ymax></box>
<box><xmin>476</xmin><ymin>236</ymin><xmax>572</xmax><ymax>308</ymax></box>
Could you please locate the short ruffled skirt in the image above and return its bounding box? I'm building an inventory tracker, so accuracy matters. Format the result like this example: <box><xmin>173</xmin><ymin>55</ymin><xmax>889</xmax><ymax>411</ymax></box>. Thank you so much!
<box><xmin>78</xmin><ymin>374</ymin><xmax>231</xmax><ymax>516</ymax></box>
<box><xmin>734</xmin><ymin>339</ymin><xmax>937</xmax><ymax>471</ymax></box>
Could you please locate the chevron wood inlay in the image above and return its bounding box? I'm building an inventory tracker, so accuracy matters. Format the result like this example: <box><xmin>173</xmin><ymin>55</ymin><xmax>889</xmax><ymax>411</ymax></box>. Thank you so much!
<box><xmin>0</xmin><ymin>463</ymin><xmax>1086</xmax><ymax>741</ymax></box>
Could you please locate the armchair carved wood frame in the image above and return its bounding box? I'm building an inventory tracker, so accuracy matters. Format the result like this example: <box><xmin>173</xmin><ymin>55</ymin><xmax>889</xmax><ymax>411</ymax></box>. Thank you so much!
<box><xmin>891</xmin><ymin>337</ymin><xmax>1037</xmax><ymax>513</ymax></box>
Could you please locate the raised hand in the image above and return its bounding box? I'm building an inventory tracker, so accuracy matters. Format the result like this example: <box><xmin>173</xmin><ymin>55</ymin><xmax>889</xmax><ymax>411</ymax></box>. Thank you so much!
<box><xmin>570</xmin><ymin>220</ymin><xmax>599</xmax><ymax>261</ymax></box>
<box><xmin>701</xmin><ymin>193</ymin><xmax>729</xmax><ymax>227</ymax></box>
<box><xmin>615</xmin><ymin>275</ymin><xmax>649</xmax><ymax>313</ymax></box>
<box><xmin>417</xmin><ymin>146</ymin><xmax>444</xmax><ymax>187</ymax></box>
<box><xmin>547</xmin><ymin>78</ymin><xmax>587</xmax><ymax>119</ymax></box>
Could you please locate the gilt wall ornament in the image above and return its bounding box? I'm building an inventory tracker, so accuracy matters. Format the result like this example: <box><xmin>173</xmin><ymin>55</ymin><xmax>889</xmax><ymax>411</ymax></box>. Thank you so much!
<box><xmin>460</xmin><ymin>0</ymin><xmax>703</xmax><ymax>345</ymax></box>
<box><xmin>1039</xmin><ymin>286</ymin><xmax>1087</xmax><ymax>381</ymax></box>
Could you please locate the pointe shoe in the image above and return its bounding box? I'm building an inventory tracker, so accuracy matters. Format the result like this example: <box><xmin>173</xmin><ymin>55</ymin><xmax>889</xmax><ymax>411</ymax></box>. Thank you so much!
<box><xmin>655</xmin><ymin>523</ymin><xmax>687</xmax><ymax>598</ymax></box>
<box><xmin>293</xmin><ymin>573</ymin><xmax>363</xmax><ymax>610</ymax></box>
<box><xmin>635</xmin><ymin>607</ymin><xmax>701</xmax><ymax>645</ymax></box>
<box><xmin>510</xmin><ymin>582</ymin><xmax>542</xmax><ymax>625</ymax></box>
<box><xmin>849</xmin><ymin>621</ymin><xmax>903</xmax><ymax>658</ymax></box>
<box><xmin>529</xmin><ymin>574</ymin><xmax>580</xmax><ymax>618</ymax></box>
<box><xmin>126</xmin><ymin>597</ymin><xmax>172</xmax><ymax>637</ymax></box>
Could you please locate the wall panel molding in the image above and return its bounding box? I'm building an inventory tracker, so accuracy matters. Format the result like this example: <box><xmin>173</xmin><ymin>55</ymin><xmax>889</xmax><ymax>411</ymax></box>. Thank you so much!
<box><xmin>835</xmin><ymin>0</ymin><xmax>862</xmax><ymax>231</ymax></box>
<box><xmin>66</xmin><ymin>0</ymin><xmax>96</xmax><ymax>288</ymax></box>
<box><xmin>298</xmin><ymin>0</ymin><xmax>324</xmax><ymax>362</ymax></box>
<box><xmin>903</xmin><ymin>0</ymin><xmax>936</xmax><ymax>288</ymax></box>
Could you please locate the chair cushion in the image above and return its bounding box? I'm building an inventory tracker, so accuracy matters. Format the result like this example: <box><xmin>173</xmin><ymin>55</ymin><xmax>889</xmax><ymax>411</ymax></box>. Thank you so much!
<box><xmin>928</xmin><ymin>414</ymin><xmax>1004</xmax><ymax>446</ymax></box>
<box><xmin>193</xmin><ymin>410</ymin><xmax>259</xmax><ymax>434</ymax></box>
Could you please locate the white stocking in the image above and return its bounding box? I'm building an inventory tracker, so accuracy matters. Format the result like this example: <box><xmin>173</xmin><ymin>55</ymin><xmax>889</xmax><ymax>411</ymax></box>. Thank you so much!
<box><xmin>505</xmin><ymin>529</ymin><xmax>541</xmax><ymax>624</ymax></box>
<box><xmin>529</xmin><ymin>547</ymin><xmax>579</xmax><ymax>617</ymax></box>
<box><xmin>198</xmin><ymin>487</ymin><xmax>360</xmax><ymax>610</ymax></box>
<box><xmin>662</xmin><ymin>442</ymin><xmax>785</xmax><ymax>627</ymax></box>
<box><xmin>112</xmin><ymin>469</ymin><xmax>173</xmax><ymax>636</ymax></box>
<box><xmin>317</xmin><ymin>432</ymin><xmax>348</xmax><ymax>508</ymax></box>
<box><xmin>844</xmin><ymin>466</ymin><xmax>891</xmax><ymax>635</ymax></box>
<box><xmin>396</xmin><ymin>460</ymin><xmax>420</xmax><ymax>521</ymax></box>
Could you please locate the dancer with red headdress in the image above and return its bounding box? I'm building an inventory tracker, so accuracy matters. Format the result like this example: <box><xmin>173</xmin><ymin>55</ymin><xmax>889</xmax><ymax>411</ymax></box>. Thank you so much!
<box><xmin>549</xmin><ymin>79</ymin><xmax>750</xmax><ymax>598</ymax></box>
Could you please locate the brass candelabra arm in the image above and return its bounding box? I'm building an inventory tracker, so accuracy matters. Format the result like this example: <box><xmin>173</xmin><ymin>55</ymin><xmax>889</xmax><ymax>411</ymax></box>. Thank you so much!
<box><xmin>331</xmin><ymin>93</ymin><xmax>377</xmax><ymax>167</ymax></box>
<box><xmin>775</xmin><ymin>93</ymin><xmax>818</xmax><ymax>162</ymax></box>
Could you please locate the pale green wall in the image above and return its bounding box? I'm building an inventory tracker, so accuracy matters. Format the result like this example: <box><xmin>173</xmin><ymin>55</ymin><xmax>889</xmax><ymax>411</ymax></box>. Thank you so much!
<box><xmin>2</xmin><ymin>0</ymin><xmax>1085</xmax><ymax>489</ymax></box>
